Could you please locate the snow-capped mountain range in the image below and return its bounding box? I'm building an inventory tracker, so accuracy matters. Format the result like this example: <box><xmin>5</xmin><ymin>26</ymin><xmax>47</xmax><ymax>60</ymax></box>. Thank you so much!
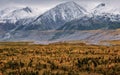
<box><xmin>19</xmin><ymin>1</ymin><xmax>88</xmax><ymax>31</ymax></box>
<box><xmin>0</xmin><ymin>7</ymin><xmax>41</xmax><ymax>23</ymax></box>
<box><xmin>0</xmin><ymin>1</ymin><xmax>120</xmax><ymax>43</ymax></box>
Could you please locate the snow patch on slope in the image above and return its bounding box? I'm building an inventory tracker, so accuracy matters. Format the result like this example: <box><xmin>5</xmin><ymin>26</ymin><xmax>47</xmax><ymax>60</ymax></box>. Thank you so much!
<box><xmin>0</xmin><ymin>7</ymin><xmax>42</xmax><ymax>24</ymax></box>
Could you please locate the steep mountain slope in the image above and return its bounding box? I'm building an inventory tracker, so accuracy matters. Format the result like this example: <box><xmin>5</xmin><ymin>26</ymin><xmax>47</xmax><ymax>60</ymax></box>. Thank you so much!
<box><xmin>21</xmin><ymin>1</ymin><xmax>88</xmax><ymax>30</ymax></box>
<box><xmin>0</xmin><ymin>7</ymin><xmax>41</xmax><ymax>32</ymax></box>
<box><xmin>58</xmin><ymin>15</ymin><xmax>120</xmax><ymax>31</ymax></box>
<box><xmin>92</xmin><ymin>3</ymin><xmax>120</xmax><ymax>15</ymax></box>
<box><xmin>57</xmin><ymin>3</ymin><xmax>120</xmax><ymax>31</ymax></box>
<box><xmin>0</xmin><ymin>1</ymin><xmax>120</xmax><ymax>43</ymax></box>
<box><xmin>91</xmin><ymin>3</ymin><xmax>110</xmax><ymax>15</ymax></box>
<box><xmin>0</xmin><ymin>7</ymin><xmax>40</xmax><ymax>23</ymax></box>
<box><xmin>0</xmin><ymin>7</ymin><xmax>18</xmax><ymax>18</ymax></box>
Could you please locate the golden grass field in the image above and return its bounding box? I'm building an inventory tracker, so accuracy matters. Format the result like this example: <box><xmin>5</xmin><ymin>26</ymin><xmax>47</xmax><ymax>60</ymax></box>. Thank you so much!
<box><xmin>0</xmin><ymin>41</ymin><xmax>120</xmax><ymax>75</ymax></box>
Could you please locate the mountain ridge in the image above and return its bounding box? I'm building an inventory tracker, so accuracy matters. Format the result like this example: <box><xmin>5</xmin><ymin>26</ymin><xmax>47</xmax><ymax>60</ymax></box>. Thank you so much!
<box><xmin>25</xmin><ymin>1</ymin><xmax>88</xmax><ymax>30</ymax></box>
<box><xmin>0</xmin><ymin>1</ymin><xmax>120</xmax><ymax>43</ymax></box>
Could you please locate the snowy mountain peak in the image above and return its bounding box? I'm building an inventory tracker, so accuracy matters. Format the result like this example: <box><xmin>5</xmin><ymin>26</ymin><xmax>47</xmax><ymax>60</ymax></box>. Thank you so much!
<box><xmin>64</xmin><ymin>1</ymin><xmax>76</xmax><ymax>4</ymax></box>
<box><xmin>91</xmin><ymin>3</ymin><xmax>111</xmax><ymax>15</ymax></box>
<box><xmin>96</xmin><ymin>3</ymin><xmax>106</xmax><ymax>8</ymax></box>
<box><xmin>58</xmin><ymin>1</ymin><xmax>79</xmax><ymax>7</ymax></box>
<box><xmin>33</xmin><ymin>1</ymin><xmax>88</xmax><ymax>28</ymax></box>
<box><xmin>55</xmin><ymin>1</ymin><xmax>87</xmax><ymax>13</ymax></box>
<box><xmin>22</xmin><ymin>7</ymin><xmax>32</xmax><ymax>13</ymax></box>
<box><xmin>0</xmin><ymin>6</ymin><xmax>42</xmax><ymax>23</ymax></box>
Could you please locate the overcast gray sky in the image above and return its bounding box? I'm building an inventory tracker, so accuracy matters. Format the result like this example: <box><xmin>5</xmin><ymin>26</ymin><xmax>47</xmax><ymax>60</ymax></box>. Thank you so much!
<box><xmin>0</xmin><ymin>0</ymin><xmax>120</xmax><ymax>12</ymax></box>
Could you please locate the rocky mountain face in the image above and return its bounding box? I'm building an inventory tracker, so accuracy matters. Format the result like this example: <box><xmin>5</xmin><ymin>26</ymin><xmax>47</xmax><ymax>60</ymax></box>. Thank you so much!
<box><xmin>0</xmin><ymin>1</ymin><xmax>120</xmax><ymax>43</ymax></box>
<box><xmin>0</xmin><ymin>7</ymin><xmax>40</xmax><ymax>23</ymax></box>
<box><xmin>0</xmin><ymin>7</ymin><xmax>41</xmax><ymax>32</ymax></box>
<box><xmin>58</xmin><ymin>3</ymin><xmax>120</xmax><ymax>31</ymax></box>
<box><xmin>15</xmin><ymin>1</ymin><xmax>88</xmax><ymax>31</ymax></box>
